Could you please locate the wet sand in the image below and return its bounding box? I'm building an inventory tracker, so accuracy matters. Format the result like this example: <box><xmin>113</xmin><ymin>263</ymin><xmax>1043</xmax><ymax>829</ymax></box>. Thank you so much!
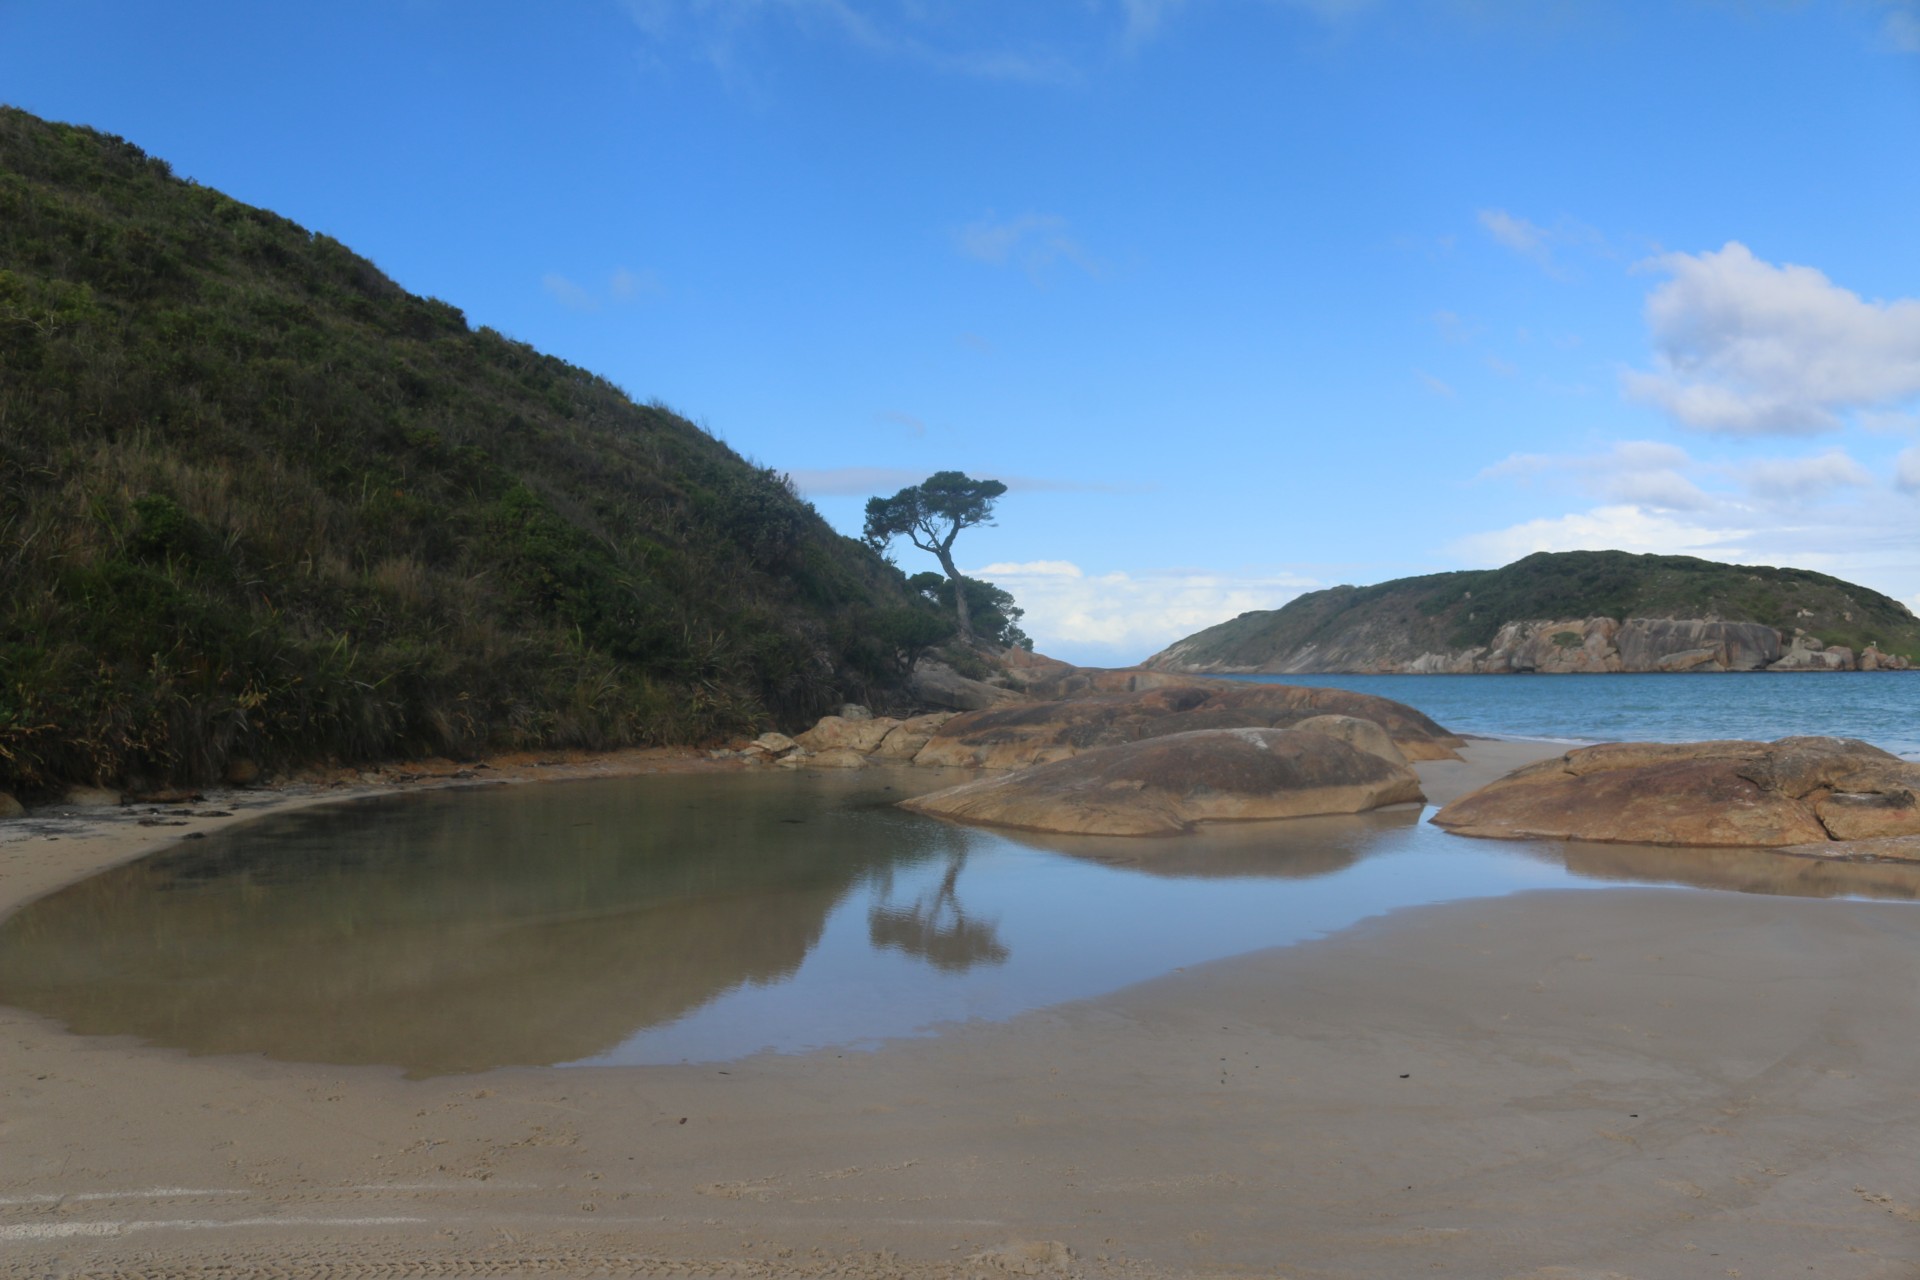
<box><xmin>4</xmin><ymin>739</ymin><xmax>1920</xmax><ymax>1278</ymax></box>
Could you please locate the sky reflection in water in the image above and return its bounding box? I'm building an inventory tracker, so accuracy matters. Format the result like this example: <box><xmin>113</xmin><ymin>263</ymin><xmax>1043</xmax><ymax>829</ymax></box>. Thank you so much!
<box><xmin>2</xmin><ymin>767</ymin><xmax>1916</xmax><ymax>1077</ymax></box>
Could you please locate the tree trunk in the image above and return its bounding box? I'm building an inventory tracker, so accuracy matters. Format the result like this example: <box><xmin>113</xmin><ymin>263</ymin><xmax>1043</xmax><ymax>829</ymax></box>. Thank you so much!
<box><xmin>934</xmin><ymin>549</ymin><xmax>973</xmax><ymax>640</ymax></box>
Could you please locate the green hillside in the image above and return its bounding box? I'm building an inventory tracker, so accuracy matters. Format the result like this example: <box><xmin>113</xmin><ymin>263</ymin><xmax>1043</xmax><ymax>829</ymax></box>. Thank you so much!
<box><xmin>0</xmin><ymin>108</ymin><xmax>943</xmax><ymax>796</ymax></box>
<box><xmin>1151</xmin><ymin>551</ymin><xmax>1920</xmax><ymax>671</ymax></box>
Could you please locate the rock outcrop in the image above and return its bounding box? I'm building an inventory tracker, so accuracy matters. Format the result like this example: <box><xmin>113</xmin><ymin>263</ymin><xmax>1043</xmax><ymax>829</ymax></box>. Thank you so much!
<box><xmin>1433</xmin><ymin>736</ymin><xmax>1920</xmax><ymax>847</ymax></box>
<box><xmin>911</xmin><ymin>680</ymin><xmax>1463</xmax><ymax>771</ymax></box>
<box><xmin>1144</xmin><ymin>551</ymin><xmax>1919</xmax><ymax>675</ymax></box>
<box><xmin>901</xmin><ymin>727</ymin><xmax>1426</xmax><ymax>836</ymax></box>
<box><xmin>742</xmin><ymin>713</ymin><xmax>958</xmax><ymax>769</ymax></box>
<box><xmin>908</xmin><ymin>661</ymin><xmax>1025</xmax><ymax>711</ymax></box>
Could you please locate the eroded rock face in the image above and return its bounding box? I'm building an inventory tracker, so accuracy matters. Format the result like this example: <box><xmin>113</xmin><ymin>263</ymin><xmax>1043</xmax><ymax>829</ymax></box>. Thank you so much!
<box><xmin>794</xmin><ymin>715</ymin><xmax>899</xmax><ymax>755</ymax></box>
<box><xmin>1433</xmin><ymin>736</ymin><xmax>1920</xmax><ymax>847</ymax></box>
<box><xmin>901</xmin><ymin>727</ymin><xmax>1426</xmax><ymax>836</ymax></box>
<box><xmin>912</xmin><ymin>681</ymin><xmax>1462</xmax><ymax>771</ymax></box>
<box><xmin>908</xmin><ymin>661</ymin><xmax>1024</xmax><ymax>712</ymax></box>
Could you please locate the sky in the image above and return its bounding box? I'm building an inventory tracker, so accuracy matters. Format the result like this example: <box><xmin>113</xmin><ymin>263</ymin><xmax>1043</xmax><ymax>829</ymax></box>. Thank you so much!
<box><xmin>3</xmin><ymin>0</ymin><xmax>1918</xmax><ymax>664</ymax></box>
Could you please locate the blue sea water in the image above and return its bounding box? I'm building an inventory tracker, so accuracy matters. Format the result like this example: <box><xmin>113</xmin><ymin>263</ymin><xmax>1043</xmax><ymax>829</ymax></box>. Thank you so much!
<box><xmin>1228</xmin><ymin>671</ymin><xmax>1920</xmax><ymax>759</ymax></box>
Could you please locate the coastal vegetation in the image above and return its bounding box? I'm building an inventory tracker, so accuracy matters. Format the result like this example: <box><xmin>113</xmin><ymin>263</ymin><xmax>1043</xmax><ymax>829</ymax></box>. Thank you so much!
<box><xmin>862</xmin><ymin>471</ymin><xmax>1011</xmax><ymax>641</ymax></box>
<box><xmin>1150</xmin><ymin>551</ymin><xmax>1920</xmax><ymax>674</ymax></box>
<box><xmin>0</xmin><ymin>107</ymin><xmax>963</xmax><ymax>796</ymax></box>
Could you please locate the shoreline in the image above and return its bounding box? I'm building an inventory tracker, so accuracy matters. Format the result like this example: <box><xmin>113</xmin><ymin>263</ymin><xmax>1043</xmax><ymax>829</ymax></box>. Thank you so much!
<box><xmin>6</xmin><ymin>738</ymin><xmax>1920</xmax><ymax>1276</ymax></box>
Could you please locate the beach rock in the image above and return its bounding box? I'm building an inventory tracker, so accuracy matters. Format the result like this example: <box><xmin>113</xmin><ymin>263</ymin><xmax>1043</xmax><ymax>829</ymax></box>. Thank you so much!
<box><xmin>60</xmin><ymin>785</ymin><xmax>122</xmax><ymax>808</ymax></box>
<box><xmin>1433</xmin><ymin>736</ymin><xmax>1920</xmax><ymax>847</ymax></box>
<box><xmin>0</xmin><ymin>792</ymin><xmax>24</xmax><ymax>819</ymax></box>
<box><xmin>903</xmin><ymin>727</ymin><xmax>1424</xmax><ymax>836</ymax></box>
<box><xmin>1769</xmin><ymin>634</ymin><xmax>1855</xmax><ymax>671</ymax></box>
<box><xmin>127</xmin><ymin>788</ymin><xmax>204</xmax><ymax>805</ymax></box>
<box><xmin>912</xmin><ymin>680</ymin><xmax>1462</xmax><ymax>771</ymax></box>
<box><xmin>1857</xmin><ymin>646</ymin><xmax>1911</xmax><ymax>672</ymax></box>
<box><xmin>752</xmin><ymin>732</ymin><xmax>798</xmax><ymax>755</ymax></box>
<box><xmin>994</xmin><ymin>647</ymin><xmax>1079</xmax><ymax>690</ymax></box>
<box><xmin>800</xmin><ymin>747</ymin><xmax>869</xmax><ymax>770</ymax></box>
<box><xmin>838</xmin><ymin>703</ymin><xmax>873</xmax><ymax>721</ymax></box>
<box><xmin>795</xmin><ymin>714</ymin><xmax>899</xmax><ymax>754</ymax></box>
<box><xmin>1290</xmin><ymin>714</ymin><xmax>1409</xmax><ymax>768</ymax></box>
<box><xmin>909</xmin><ymin>660</ymin><xmax>1024</xmax><ymax>712</ymax></box>
<box><xmin>224</xmin><ymin>757</ymin><xmax>262</xmax><ymax>786</ymax></box>
<box><xmin>867</xmin><ymin>712</ymin><xmax>957</xmax><ymax>761</ymax></box>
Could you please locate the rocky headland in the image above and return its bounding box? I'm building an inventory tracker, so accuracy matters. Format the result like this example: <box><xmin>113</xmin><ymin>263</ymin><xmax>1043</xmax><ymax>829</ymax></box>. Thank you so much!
<box><xmin>1146</xmin><ymin>550</ymin><xmax>1919</xmax><ymax>675</ymax></box>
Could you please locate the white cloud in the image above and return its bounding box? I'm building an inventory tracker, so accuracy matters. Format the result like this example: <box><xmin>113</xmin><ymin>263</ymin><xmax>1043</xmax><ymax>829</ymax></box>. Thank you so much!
<box><xmin>1478</xmin><ymin>208</ymin><xmax>1550</xmax><ymax>263</ymax></box>
<box><xmin>1476</xmin><ymin>208</ymin><xmax>1608</xmax><ymax>279</ymax></box>
<box><xmin>609</xmin><ymin>266</ymin><xmax>661</xmax><ymax>301</ymax></box>
<box><xmin>1451</xmin><ymin>505</ymin><xmax>1752</xmax><ymax>567</ymax></box>
<box><xmin>544</xmin><ymin>268</ymin><xmax>659</xmax><ymax>311</ymax></box>
<box><xmin>1739</xmin><ymin>450</ymin><xmax>1872</xmax><ymax>501</ymax></box>
<box><xmin>1482</xmin><ymin>440</ymin><xmax>1710</xmax><ymax>511</ymax></box>
<box><xmin>1431</xmin><ymin>309</ymin><xmax>1477</xmax><ymax>344</ymax></box>
<box><xmin>956</xmin><ymin>213</ymin><xmax>1101</xmax><ymax>279</ymax></box>
<box><xmin>877</xmin><ymin>410</ymin><xmax>928</xmax><ymax>437</ymax></box>
<box><xmin>1884</xmin><ymin>4</ymin><xmax>1920</xmax><ymax>52</ymax></box>
<box><xmin>541</xmin><ymin>273</ymin><xmax>598</xmax><ymax>312</ymax></box>
<box><xmin>787</xmin><ymin>466</ymin><xmax>925</xmax><ymax>496</ymax></box>
<box><xmin>969</xmin><ymin>559</ymin><xmax>1318</xmax><ymax>663</ymax></box>
<box><xmin>1861</xmin><ymin>408</ymin><xmax>1920</xmax><ymax>434</ymax></box>
<box><xmin>1897</xmin><ymin>445</ymin><xmax>1920</xmax><ymax>495</ymax></box>
<box><xmin>619</xmin><ymin>0</ymin><xmax>1080</xmax><ymax>84</ymax></box>
<box><xmin>1416</xmin><ymin>370</ymin><xmax>1456</xmax><ymax>398</ymax></box>
<box><xmin>787</xmin><ymin>467</ymin><xmax>1137</xmax><ymax>497</ymax></box>
<box><xmin>1622</xmin><ymin>242</ymin><xmax>1920</xmax><ymax>435</ymax></box>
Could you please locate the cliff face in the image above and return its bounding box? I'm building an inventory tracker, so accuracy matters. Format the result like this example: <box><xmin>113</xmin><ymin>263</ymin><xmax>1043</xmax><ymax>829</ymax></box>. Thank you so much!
<box><xmin>1146</xmin><ymin>552</ymin><xmax>1920</xmax><ymax>676</ymax></box>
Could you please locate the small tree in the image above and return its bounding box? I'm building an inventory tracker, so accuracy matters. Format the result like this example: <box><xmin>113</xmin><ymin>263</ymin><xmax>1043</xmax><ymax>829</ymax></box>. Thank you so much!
<box><xmin>863</xmin><ymin>471</ymin><xmax>1007</xmax><ymax>641</ymax></box>
<box><xmin>909</xmin><ymin>573</ymin><xmax>1031</xmax><ymax>651</ymax></box>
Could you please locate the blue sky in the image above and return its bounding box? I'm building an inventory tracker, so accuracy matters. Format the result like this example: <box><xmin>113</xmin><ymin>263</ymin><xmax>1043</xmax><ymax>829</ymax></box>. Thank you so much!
<box><xmin>4</xmin><ymin>0</ymin><xmax>1918</xmax><ymax>663</ymax></box>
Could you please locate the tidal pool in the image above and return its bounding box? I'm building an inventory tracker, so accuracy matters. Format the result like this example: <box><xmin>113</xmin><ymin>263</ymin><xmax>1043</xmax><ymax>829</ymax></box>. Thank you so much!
<box><xmin>2</xmin><ymin>766</ymin><xmax>1916</xmax><ymax>1077</ymax></box>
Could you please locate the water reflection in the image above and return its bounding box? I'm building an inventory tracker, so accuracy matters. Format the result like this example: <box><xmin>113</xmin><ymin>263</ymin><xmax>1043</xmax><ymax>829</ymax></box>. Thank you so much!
<box><xmin>0</xmin><ymin>767</ymin><xmax>1914</xmax><ymax>1077</ymax></box>
<box><xmin>1559</xmin><ymin>839</ymin><xmax>1920</xmax><ymax>901</ymax></box>
<box><xmin>868</xmin><ymin>849</ymin><xmax>1010</xmax><ymax>972</ymax></box>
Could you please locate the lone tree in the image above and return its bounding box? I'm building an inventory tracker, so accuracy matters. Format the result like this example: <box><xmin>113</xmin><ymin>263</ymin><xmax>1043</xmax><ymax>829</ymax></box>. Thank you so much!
<box><xmin>863</xmin><ymin>471</ymin><xmax>1008</xmax><ymax>641</ymax></box>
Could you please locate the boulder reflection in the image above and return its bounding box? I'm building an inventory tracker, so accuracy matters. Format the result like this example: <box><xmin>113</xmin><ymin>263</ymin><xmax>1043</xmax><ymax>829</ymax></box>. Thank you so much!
<box><xmin>1558</xmin><ymin>839</ymin><xmax>1920</xmax><ymax>901</ymax></box>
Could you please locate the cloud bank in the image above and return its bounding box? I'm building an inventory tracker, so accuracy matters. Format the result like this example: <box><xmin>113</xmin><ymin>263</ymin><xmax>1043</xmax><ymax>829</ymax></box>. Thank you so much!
<box><xmin>1622</xmin><ymin>242</ymin><xmax>1920</xmax><ymax>435</ymax></box>
<box><xmin>968</xmin><ymin>559</ymin><xmax>1317</xmax><ymax>664</ymax></box>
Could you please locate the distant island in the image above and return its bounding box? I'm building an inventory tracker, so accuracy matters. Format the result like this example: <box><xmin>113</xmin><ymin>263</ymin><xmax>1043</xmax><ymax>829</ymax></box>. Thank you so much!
<box><xmin>1145</xmin><ymin>551</ymin><xmax>1919</xmax><ymax>675</ymax></box>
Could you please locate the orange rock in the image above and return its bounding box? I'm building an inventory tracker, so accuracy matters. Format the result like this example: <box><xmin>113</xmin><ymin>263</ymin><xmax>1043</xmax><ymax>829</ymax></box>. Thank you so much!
<box><xmin>902</xmin><ymin>727</ymin><xmax>1425</xmax><ymax>836</ymax></box>
<box><xmin>912</xmin><ymin>680</ymin><xmax>1461</xmax><ymax>771</ymax></box>
<box><xmin>1433</xmin><ymin>735</ymin><xmax>1920</xmax><ymax>847</ymax></box>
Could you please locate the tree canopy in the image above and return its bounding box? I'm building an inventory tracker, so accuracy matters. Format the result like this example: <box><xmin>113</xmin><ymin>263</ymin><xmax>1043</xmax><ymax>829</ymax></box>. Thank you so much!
<box><xmin>862</xmin><ymin>471</ymin><xmax>1009</xmax><ymax>639</ymax></box>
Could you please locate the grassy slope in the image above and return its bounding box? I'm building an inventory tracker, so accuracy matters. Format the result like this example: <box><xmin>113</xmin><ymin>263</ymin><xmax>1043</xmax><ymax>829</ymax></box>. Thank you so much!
<box><xmin>1157</xmin><ymin>551</ymin><xmax>1920</xmax><ymax>669</ymax></box>
<box><xmin>0</xmin><ymin>108</ymin><xmax>942</xmax><ymax>796</ymax></box>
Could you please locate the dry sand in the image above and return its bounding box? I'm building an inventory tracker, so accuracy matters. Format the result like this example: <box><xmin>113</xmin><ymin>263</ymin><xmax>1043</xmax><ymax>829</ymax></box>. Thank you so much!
<box><xmin>4</xmin><ymin>739</ymin><xmax>1920</xmax><ymax>1278</ymax></box>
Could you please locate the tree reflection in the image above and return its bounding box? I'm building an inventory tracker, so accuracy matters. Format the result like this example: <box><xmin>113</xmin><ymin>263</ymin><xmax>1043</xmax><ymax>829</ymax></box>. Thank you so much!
<box><xmin>868</xmin><ymin>850</ymin><xmax>1009</xmax><ymax>972</ymax></box>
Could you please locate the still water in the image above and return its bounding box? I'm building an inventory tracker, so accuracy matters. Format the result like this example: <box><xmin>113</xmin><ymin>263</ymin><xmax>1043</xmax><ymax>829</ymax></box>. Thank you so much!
<box><xmin>3</xmin><ymin>766</ymin><xmax>1918</xmax><ymax>1077</ymax></box>
<box><xmin>1234</xmin><ymin>671</ymin><xmax>1920</xmax><ymax>757</ymax></box>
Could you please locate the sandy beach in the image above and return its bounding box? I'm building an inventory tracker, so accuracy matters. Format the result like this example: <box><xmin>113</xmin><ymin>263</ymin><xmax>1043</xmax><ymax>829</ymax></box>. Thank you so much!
<box><xmin>5</xmin><ymin>739</ymin><xmax>1920</xmax><ymax>1279</ymax></box>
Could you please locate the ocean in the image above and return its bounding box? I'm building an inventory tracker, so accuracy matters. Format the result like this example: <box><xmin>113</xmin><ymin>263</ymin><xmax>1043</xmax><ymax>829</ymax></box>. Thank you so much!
<box><xmin>1228</xmin><ymin>671</ymin><xmax>1920</xmax><ymax>759</ymax></box>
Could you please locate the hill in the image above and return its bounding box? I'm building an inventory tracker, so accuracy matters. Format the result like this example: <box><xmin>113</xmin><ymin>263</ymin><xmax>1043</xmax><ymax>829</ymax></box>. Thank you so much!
<box><xmin>0</xmin><ymin>107</ymin><xmax>948</xmax><ymax>797</ymax></box>
<box><xmin>1145</xmin><ymin>551</ymin><xmax>1920</xmax><ymax>675</ymax></box>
